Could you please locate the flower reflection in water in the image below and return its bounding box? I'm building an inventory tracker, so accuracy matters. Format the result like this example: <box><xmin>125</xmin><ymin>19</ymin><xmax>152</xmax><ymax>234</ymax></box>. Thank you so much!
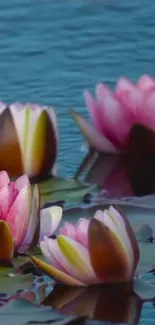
<box><xmin>75</xmin><ymin>150</ymin><xmax>155</xmax><ymax>199</ymax></box>
<box><xmin>42</xmin><ymin>283</ymin><xmax>143</xmax><ymax>324</ymax></box>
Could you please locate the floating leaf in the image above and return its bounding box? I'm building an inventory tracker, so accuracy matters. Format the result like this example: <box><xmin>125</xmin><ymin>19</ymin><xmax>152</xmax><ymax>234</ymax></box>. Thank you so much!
<box><xmin>0</xmin><ymin>267</ymin><xmax>33</xmax><ymax>293</ymax></box>
<box><xmin>134</xmin><ymin>278</ymin><xmax>155</xmax><ymax>300</ymax></box>
<box><xmin>135</xmin><ymin>224</ymin><xmax>153</xmax><ymax>242</ymax></box>
<box><xmin>137</xmin><ymin>242</ymin><xmax>155</xmax><ymax>275</ymax></box>
<box><xmin>39</xmin><ymin>176</ymin><xmax>99</xmax><ymax>208</ymax></box>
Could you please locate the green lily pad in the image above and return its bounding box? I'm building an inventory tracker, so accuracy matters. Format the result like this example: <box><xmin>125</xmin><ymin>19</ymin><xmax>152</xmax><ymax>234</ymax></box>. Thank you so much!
<box><xmin>39</xmin><ymin>176</ymin><xmax>99</xmax><ymax>208</ymax></box>
<box><xmin>0</xmin><ymin>266</ymin><xmax>33</xmax><ymax>293</ymax></box>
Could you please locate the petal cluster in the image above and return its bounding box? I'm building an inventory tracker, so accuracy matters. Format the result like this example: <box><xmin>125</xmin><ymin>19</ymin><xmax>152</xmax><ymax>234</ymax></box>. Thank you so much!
<box><xmin>0</xmin><ymin>102</ymin><xmax>58</xmax><ymax>178</ymax></box>
<box><xmin>0</xmin><ymin>171</ymin><xmax>63</xmax><ymax>259</ymax></box>
<box><xmin>71</xmin><ymin>75</ymin><xmax>155</xmax><ymax>153</ymax></box>
<box><xmin>31</xmin><ymin>206</ymin><xmax>139</xmax><ymax>286</ymax></box>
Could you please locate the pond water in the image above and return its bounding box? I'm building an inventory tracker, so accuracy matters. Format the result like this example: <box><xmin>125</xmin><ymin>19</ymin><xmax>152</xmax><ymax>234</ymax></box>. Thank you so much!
<box><xmin>1</xmin><ymin>0</ymin><xmax>155</xmax><ymax>324</ymax></box>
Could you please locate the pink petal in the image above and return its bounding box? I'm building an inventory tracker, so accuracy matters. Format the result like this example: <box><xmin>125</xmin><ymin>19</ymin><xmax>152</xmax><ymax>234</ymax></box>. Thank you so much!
<box><xmin>95</xmin><ymin>83</ymin><xmax>132</xmax><ymax>148</ymax></box>
<box><xmin>118</xmin><ymin>88</ymin><xmax>142</xmax><ymax>121</ymax></box>
<box><xmin>19</xmin><ymin>184</ymin><xmax>40</xmax><ymax>253</ymax></box>
<box><xmin>43</xmin><ymin>237</ymin><xmax>95</xmax><ymax>284</ymax></box>
<box><xmin>0</xmin><ymin>171</ymin><xmax>10</xmax><ymax>188</ymax></box>
<box><xmin>60</xmin><ymin>222</ymin><xmax>77</xmax><ymax>239</ymax></box>
<box><xmin>94</xmin><ymin>210</ymin><xmax>104</xmax><ymax>223</ymax></box>
<box><xmin>45</xmin><ymin>237</ymin><xmax>73</xmax><ymax>273</ymax></box>
<box><xmin>15</xmin><ymin>174</ymin><xmax>30</xmax><ymax>192</ymax></box>
<box><xmin>137</xmin><ymin>75</ymin><xmax>155</xmax><ymax>91</ymax></box>
<box><xmin>40</xmin><ymin>238</ymin><xmax>65</xmax><ymax>271</ymax></box>
<box><xmin>0</xmin><ymin>185</ymin><xmax>15</xmax><ymax>220</ymax></box>
<box><xmin>84</xmin><ymin>90</ymin><xmax>105</xmax><ymax>135</ymax></box>
<box><xmin>115</xmin><ymin>77</ymin><xmax>135</xmax><ymax>96</ymax></box>
<box><xmin>71</xmin><ymin>110</ymin><xmax>118</xmax><ymax>153</ymax></box>
<box><xmin>137</xmin><ymin>90</ymin><xmax>155</xmax><ymax>131</ymax></box>
<box><xmin>6</xmin><ymin>184</ymin><xmax>31</xmax><ymax>249</ymax></box>
<box><xmin>75</xmin><ymin>218</ymin><xmax>89</xmax><ymax>248</ymax></box>
<box><xmin>39</xmin><ymin>206</ymin><xmax>62</xmax><ymax>242</ymax></box>
<box><xmin>57</xmin><ymin>235</ymin><xmax>98</xmax><ymax>284</ymax></box>
<box><xmin>108</xmin><ymin>206</ymin><xmax>126</xmax><ymax>230</ymax></box>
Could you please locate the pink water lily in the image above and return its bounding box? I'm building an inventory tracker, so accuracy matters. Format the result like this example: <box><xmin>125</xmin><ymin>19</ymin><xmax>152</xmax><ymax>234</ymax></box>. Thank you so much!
<box><xmin>0</xmin><ymin>102</ymin><xmax>58</xmax><ymax>178</ymax></box>
<box><xmin>0</xmin><ymin>171</ymin><xmax>63</xmax><ymax>260</ymax></box>
<box><xmin>71</xmin><ymin>75</ymin><xmax>155</xmax><ymax>153</ymax></box>
<box><xmin>31</xmin><ymin>206</ymin><xmax>139</xmax><ymax>286</ymax></box>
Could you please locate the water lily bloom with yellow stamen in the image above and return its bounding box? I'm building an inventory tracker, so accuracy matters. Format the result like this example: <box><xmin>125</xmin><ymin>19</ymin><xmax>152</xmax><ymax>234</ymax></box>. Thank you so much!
<box><xmin>31</xmin><ymin>206</ymin><xmax>139</xmax><ymax>286</ymax></box>
<box><xmin>0</xmin><ymin>102</ymin><xmax>58</xmax><ymax>178</ymax></box>
<box><xmin>0</xmin><ymin>171</ymin><xmax>63</xmax><ymax>259</ymax></box>
<box><xmin>71</xmin><ymin>75</ymin><xmax>155</xmax><ymax>153</ymax></box>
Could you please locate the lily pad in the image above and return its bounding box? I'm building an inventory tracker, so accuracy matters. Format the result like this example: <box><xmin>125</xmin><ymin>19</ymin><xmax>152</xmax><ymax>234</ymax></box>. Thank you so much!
<box><xmin>0</xmin><ymin>266</ymin><xmax>33</xmax><ymax>294</ymax></box>
<box><xmin>39</xmin><ymin>176</ymin><xmax>99</xmax><ymax>208</ymax></box>
<box><xmin>135</xmin><ymin>224</ymin><xmax>153</xmax><ymax>242</ymax></box>
<box><xmin>134</xmin><ymin>278</ymin><xmax>155</xmax><ymax>300</ymax></box>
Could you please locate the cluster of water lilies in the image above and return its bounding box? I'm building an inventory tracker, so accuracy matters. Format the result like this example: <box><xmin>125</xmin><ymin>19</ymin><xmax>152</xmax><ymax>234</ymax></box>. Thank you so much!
<box><xmin>0</xmin><ymin>74</ymin><xmax>155</xmax><ymax>289</ymax></box>
<box><xmin>0</xmin><ymin>167</ymin><xmax>139</xmax><ymax>287</ymax></box>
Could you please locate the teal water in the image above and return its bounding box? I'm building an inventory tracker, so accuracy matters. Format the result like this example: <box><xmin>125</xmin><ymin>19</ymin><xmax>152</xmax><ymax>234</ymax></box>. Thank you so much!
<box><xmin>1</xmin><ymin>0</ymin><xmax>155</xmax><ymax>324</ymax></box>
<box><xmin>1</xmin><ymin>0</ymin><xmax>155</xmax><ymax>178</ymax></box>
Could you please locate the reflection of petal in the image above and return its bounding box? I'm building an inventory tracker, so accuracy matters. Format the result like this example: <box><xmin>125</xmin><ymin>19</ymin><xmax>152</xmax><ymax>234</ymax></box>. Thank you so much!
<box><xmin>85</xmin><ymin>154</ymin><xmax>133</xmax><ymax>198</ymax></box>
<box><xmin>81</xmin><ymin>148</ymin><xmax>155</xmax><ymax>198</ymax></box>
<box><xmin>43</xmin><ymin>285</ymin><xmax>84</xmax><ymax>309</ymax></box>
<box><xmin>42</xmin><ymin>283</ymin><xmax>142</xmax><ymax>324</ymax></box>
<box><xmin>0</xmin><ymin>220</ymin><xmax>14</xmax><ymax>260</ymax></box>
<box><xmin>124</xmin><ymin>124</ymin><xmax>155</xmax><ymax>196</ymax></box>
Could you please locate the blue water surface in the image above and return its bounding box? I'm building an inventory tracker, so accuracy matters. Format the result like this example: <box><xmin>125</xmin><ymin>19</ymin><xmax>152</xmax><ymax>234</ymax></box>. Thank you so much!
<box><xmin>1</xmin><ymin>0</ymin><xmax>155</xmax><ymax>323</ymax></box>
<box><xmin>1</xmin><ymin>0</ymin><xmax>155</xmax><ymax>178</ymax></box>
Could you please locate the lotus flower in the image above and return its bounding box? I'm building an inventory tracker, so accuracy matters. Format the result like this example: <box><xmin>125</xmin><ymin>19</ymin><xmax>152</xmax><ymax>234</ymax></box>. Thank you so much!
<box><xmin>0</xmin><ymin>102</ymin><xmax>58</xmax><ymax>178</ymax></box>
<box><xmin>71</xmin><ymin>75</ymin><xmax>155</xmax><ymax>153</ymax></box>
<box><xmin>31</xmin><ymin>206</ymin><xmax>139</xmax><ymax>286</ymax></box>
<box><xmin>0</xmin><ymin>171</ymin><xmax>63</xmax><ymax>260</ymax></box>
